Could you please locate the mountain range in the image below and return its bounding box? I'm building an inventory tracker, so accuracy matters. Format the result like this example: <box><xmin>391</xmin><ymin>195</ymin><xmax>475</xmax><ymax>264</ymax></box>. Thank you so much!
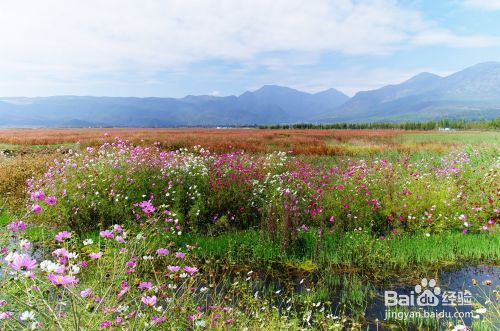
<box><xmin>1</xmin><ymin>62</ymin><xmax>500</xmax><ymax>127</ymax></box>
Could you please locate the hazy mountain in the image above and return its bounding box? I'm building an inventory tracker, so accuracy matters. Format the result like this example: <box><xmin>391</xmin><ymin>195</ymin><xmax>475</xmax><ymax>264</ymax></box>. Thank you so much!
<box><xmin>1</xmin><ymin>62</ymin><xmax>500</xmax><ymax>127</ymax></box>
<box><xmin>320</xmin><ymin>62</ymin><xmax>500</xmax><ymax>122</ymax></box>
<box><xmin>0</xmin><ymin>86</ymin><xmax>348</xmax><ymax>127</ymax></box>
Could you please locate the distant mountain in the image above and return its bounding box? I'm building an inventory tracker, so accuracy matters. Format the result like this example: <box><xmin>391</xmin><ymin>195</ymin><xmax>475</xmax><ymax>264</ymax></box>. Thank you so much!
<box><xmin>0</xmin><ymin>86</ymin><xmax>348</xmax><ymax>127</ymax></box>
<box><xmin>1</xmin><ymin>62</ymin><xmax>500</xmax><ymax>127</ymax></box>
<box><xmin>320</xmin><ymin>62</ymin><xmax>500</xmax><ymax>122</ymax></box>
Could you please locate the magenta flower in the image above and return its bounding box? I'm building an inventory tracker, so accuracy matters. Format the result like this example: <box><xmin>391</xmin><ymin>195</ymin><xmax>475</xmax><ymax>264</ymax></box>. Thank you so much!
<box><xmin>184</xmin><ymin>266</ymin><xmax>199</xmax><ymax>275</ymax></box>
<box><xmin>9</xmin><ymin>254</ymin><xmax>37</xmax><ymax>271</ymax></box>
<box><xmin>156</xmin><ymin>248</ymin><xmax>169</xmax><ymax>256</ymax></box>
<box><xmin>7</xmin><ymin>220</ymin><xmax>27</xmax><ymax>233</ymax></box>
<box><xmin>99</xmin><ymin>320</ymin><xmax>111</xmax><ymax>329</ymax></box>
<box><xmin>167</xmin><ymin>265</ymin><xmax>181</xmax><ymax>273</ymax></box>
<box><xmin>138</xmin><ymin>281</ymin><xmax>153</xmax><ymax>290</ymax></box>
<box><xmin>174</xmin><ymin>252</ymin><xmax>186</xmax><ymax>259</ymax></box>
<box><xmin>100</xmin><ymin>230</ymin><xmax>114</xmax><ymax>239</ymax></box>
<box><xmin>141</xmin><ymin>295</ymin><xmax>157</xmax><ymax>306</ymax></box>
<box><xmin>31</xmin><ymin>204</ymin><xmax>42</xmax><ymax>214</ymax></box>
<box><xmin>89</xmin><ymin>252</ymin><xmax>103</xmax><ymax>260</ymax></box>
<box><xmin>138</xmin><ymin>200</ymin><xmax>156</xmax><ymax>215</ymax></box>
<box><xmin>55</xmin><ymin>231</ymin><xmax>71</xmax><ymax>243</ymax></box>
<box><xmin>47</xmin><ymin>274</ymin><xmax>79</xmax><ymax>286</ymax></box>
<box><xmin>80</xmin><ymin>288</ymin><xmax>93</xmax><ymax>298</ymax></box>
<box><xmin>113</xmin><ymin>224</ymin><xmax>123</xmax><ymax>233</ymax></box>
<box><xmin>45</xmin><ymin>196</ymin><xmax>57</xmax><ymax>206</ymax></box>
<box><xmin>31</xmin><ymin>191</ymin><xmax>45</xmax><ymax>201</ymax></box>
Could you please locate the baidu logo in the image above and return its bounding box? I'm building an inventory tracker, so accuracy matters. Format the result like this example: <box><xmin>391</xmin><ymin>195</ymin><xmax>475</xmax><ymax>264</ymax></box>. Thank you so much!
<box><xmin>385</xmin><ymin>278</ymin><xmax>441</xmax><ymax>307</ymax></box>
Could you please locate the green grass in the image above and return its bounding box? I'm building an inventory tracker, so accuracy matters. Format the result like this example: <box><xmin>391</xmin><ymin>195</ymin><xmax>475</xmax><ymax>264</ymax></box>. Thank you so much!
<box><xmin>399</xmin><ymin>131</ymin><xmax>500</xmax><ymax>145</ymax></box>
<box><xmin>176</xmin><ymin>230</ymin><xmax>500</xmax><ymax>281</ymax></box>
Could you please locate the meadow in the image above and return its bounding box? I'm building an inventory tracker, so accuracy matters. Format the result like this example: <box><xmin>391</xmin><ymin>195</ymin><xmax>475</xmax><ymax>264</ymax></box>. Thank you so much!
<box><xmin>0</xmin><ymin>128</ymin><xmax>498</xmax><ymax>330</ymax></box>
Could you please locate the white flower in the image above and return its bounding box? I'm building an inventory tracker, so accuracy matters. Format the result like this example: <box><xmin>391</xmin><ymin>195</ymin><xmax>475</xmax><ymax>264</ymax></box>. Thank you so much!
<box><xmin>475</xmin><ymin>308</ymin><xmax>487</xmax><ymax>314</ymax></box>
<box><xmin>40</xmin><ymin>260</ymin><xmax>62</xmax><ymax>273</ymax></box>
<box><xmin>195</xmin><ymin>320</ymin><xmax>206</xmax><ymax>327</ymax></box>
<box><xmin>452</xmin><ymin>325</ymin><xmax>467</xmax><ymax>331</ymax></box>
<box><xmin>20</xmin><ymin>310</ymin><xmax>36</xmax><ymax>321</ymax></box>
<box><xmin>425</xmin><ymin>233</ymin><xmax>431</xmax><ymax>237</ymax></box>
<box><xmin>68</xmin><ymin>252</ymin><xmax>79</xmax><ymax>259</ymax></box>
<box><xmin>83</xmin><ymin>239</ymin><xmax>94</xmax><ymax>246</ymax></box>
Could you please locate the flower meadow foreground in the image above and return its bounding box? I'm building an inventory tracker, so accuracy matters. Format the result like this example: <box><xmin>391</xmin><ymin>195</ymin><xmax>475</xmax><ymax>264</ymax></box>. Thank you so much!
<box><xmin>0</xmin><ymin>138</ymin><xmax>498</xmax><ymax>330</ymax></box>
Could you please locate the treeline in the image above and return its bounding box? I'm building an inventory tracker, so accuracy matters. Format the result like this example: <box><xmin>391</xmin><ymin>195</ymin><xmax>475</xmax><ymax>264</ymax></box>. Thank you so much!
<box><xmin>259</xmin><ymin>118</ymin><xmax>500</xmax><ymax>130</ymax></box>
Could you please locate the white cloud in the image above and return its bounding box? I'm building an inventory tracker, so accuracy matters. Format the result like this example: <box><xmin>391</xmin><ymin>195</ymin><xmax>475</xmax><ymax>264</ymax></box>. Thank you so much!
<box><xmin>0</xmin><ymin>0</ymin><xmax>498</xmax><ymax>95</ymax></box>
<box><xmin>463</xmin><ymin>0</ymin><xmax>500</xmax><ymax>10</ymax></box>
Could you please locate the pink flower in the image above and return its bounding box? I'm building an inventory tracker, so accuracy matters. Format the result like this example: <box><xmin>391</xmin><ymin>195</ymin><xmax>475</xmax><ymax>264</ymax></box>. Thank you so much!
<box><xmin>0</xmin><ymin>312</ymin><xmax>14</xmax><ymax>320</ymax></box>
<box><xmin>9</xmin><ymin>254</ymin><xmax>37</xmax><ymax>271</ymax></box>
<box><xmin>55</xmin><ymin>231</ymin><xmax>71</xmax><ymax>243</ymax></box>
<box><xmin>45</xmin><ymin>196</ymin><xmax>57</xmax><ymax>206</ymax></box>
<box><xmin>138</xmin><ymin>200</ymin><xmax>156</xmax><ymax>215</ymax></box>
<box><xmin>138</xmin><ymin>281</ymin><xmax>153</xmax><ymax>290</ymax></box>
<box><xmin>174</xmin><ymin>252</ymin><xmax>186</xmax><ymax>259</ymax></box>
<box><xmin>167</xmin><ymin>265</ymin><xmax>180</xmax><ymax>273</ymax></box>
<box><xmin>47</xmin><ymin>274</ymin><xmax>79</xmax><ymax>286</ymax></box>
<box><xmin>31</xmin><ymin>191</ymin><xmax>45</xmax><ymax>201</ymax></box>
<box><xmin>113</xmin><ymin>224</ymin><xmax>123</xmax><ymax>233</ymax></box>
<box><xmin>80</xmin><ymin>288</ymin><xmax>93</xmax><ymax>298</ymax></box>
<box><xmin>7</xmin><ymin>220</ymin><xmax>27</xmax><ymax>232</ymax></box>
<box><xmin>184</xmin><ymin>266</ymin><xmax>199</xmax><ymax>275</ymax></box>
<box><xmin>31</xmin><ymin>204</ymin><xmax>42</xmax><ymax>214</ymax></box>
<box><xmin>89</xmin><ymin>252</ymin><xmax>103</xmax><ymax>260</ymax></box>
<box><xmin>99</xmin><ymin>320</ymin><xmax>111</xmax><ymax>328</ymax></box>
<box><xmin>141</xmin><ymin>295</ymin><xmax>157</xmax><ymax>306</ymax></box>
<box><xmin>100</xmin><ymin>230</ymin><xmax>113</xmax><ymax>239</ymax></box>
<box><xmin>156</xmin><ymin>248</ymin><xmax>169</xmax><ymax>256</ymax></box>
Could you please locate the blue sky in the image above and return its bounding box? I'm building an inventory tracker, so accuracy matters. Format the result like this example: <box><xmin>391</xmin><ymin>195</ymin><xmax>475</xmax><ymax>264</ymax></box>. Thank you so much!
<box><xmin>0</xmin><ymin>0</ymin><xmax>500</xmax><ymax>97</ymax></box>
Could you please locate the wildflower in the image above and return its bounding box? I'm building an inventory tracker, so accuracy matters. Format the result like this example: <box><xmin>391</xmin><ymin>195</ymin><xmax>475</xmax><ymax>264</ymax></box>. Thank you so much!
<box><xmin>113</xmin><ymin>224</ymin><xmax>123</xmax><ymax>233</ymax></box>
<box><xmin>19</xmin><ymin>239</ymin><xmax>31</xmax><ymax>251</ymax></box>
<box><xmin>55</xmin><ymin>231</ymin><xmax>71</xmax><ymax>243</ymax></box>
<box><xmin>138</xmin><ymin>282</ymin><xmax>153</xmax><ymax>290</ymax></box>
<box><xmin>45</xmin><ymin>196</ymin><xmax>57</xmax><ymax>205</ymax></box>
<box><xmin>20</xmin><ymin>311</ymin><xmax>36</xmax><ymax>321</ymax></box>
<box><xmin>31</xmin><ymin>204</ymin><xmax>42</xmax><ymax>214</ymax></box>
<box><xmin>83</xmin><ymin>239</ymin><xmax>94</xmax><ymax>246</ymax></box>
<box><xmin>7</xmin><ymin>220</ymin><xmax>27</xmax><ymax>232</ymax></box>
<box><xmin>100</xmin><ymin>320</ymin><xmax>112</xmax><ymax>328</ymax></box>
<box><xmin>100</xmin><ymin>230</ymin><xmax>114</xmax><ymax>239</ymax></box>
<box><xmin>156</xmin><ymin>248</ymin><xmax>169</xmax><ymax>256</ymax></box>
<box><xmin>475</xmin><ymin>308</ymin><xmax>487</xmax><ymax>314</ymax></box>
<box><xmin>80</xmin><ymin>288</ymin><xmax>93</xmax><ymax>298</ymax></box>
<box><xmin>141</xmin><ymin>295</ymin><xmax>157</xmax><ymax>306</ymax></box>
<box><xmin>175</xmin><ymin>252</ymin><xmax>186</xmax><ymax>259</ymax></box>
<box><xmin>89</xmin><ymin>252</ymin><xmax>103</xmax><ymax>260</ymax></box>
<box><xmin>184</xmin><ymin>266</ymin><xmax>199</xmax><ymax>275</ymax></box>
<box><xmin>31</xmin><ymin>191</ymin><xmax>45</xmax><ymax>201</ymax></box>
<box><xmin>0</xmin><ymin>312</ymin><xmax>14</xmax><ymax>320</ymax></box>
<box><xmin>40</xmin><ymin>260</ymin><xmax>64</xmax><ymax>273</ymax></box>
<box><xmin>167</xmin><ymin>265</ymin><xmax>180</xmax><ymax>273</ymax></box>
<box><xmin>9</xmin><ymin>254</ymin><xmax>37</xmax><ymax>271</ymax></box>
<box><xmin>138</xmin><ymin>200</ymin><xmax>156</xmax><ymax>215</ymax></box>
<box><xmin>47</xmin><ymin>274</ymin><xmax>79</xmax><ymax>286</ymax></box>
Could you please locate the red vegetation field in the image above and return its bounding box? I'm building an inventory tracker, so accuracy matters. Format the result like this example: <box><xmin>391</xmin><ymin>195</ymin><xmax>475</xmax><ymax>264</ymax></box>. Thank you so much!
<box><xmin>0</xmin><ymin>128</ymin><xmax>448</xmax><ymax>155</ymax></box>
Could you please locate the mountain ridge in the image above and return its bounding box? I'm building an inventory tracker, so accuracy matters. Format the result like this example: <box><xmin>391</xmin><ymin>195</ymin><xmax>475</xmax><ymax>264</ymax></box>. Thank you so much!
<box><xmin>1</xmin><ymin>62</ymin><xmax>500</xmax><ymax>127</ymax></box>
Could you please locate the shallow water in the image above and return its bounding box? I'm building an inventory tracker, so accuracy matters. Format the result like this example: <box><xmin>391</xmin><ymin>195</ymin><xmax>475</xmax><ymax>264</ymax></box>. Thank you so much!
<box><xmin>365</xmin><ymin>265</ymin><xmax>499</xmax><ymax>329</ymax></box>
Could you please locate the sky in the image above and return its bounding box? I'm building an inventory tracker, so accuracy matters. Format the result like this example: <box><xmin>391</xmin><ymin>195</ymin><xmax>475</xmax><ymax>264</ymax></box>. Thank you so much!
<box><xmin>1</xmin><ymin>0</ymin><xmax>500</xmax><ymax>97</ymax></box>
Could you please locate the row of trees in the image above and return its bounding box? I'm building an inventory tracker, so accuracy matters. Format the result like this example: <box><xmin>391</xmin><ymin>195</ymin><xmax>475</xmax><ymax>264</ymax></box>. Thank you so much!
<box><xmin>259</xmin><ymin>118</ymin><xmax>500</xmax><ymax>130</ymax></box>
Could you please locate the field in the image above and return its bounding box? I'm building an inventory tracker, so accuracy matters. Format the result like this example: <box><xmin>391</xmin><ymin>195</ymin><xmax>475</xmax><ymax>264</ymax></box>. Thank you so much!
<box><xmin>0</xmin><ymin>128</ymin><xmax>498</xmax><ymax>330</ymax></box>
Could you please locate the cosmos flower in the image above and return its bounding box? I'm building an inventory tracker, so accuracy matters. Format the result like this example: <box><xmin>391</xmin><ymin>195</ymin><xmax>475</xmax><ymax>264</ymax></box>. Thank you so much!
<box><xmin>47</xmin><ymin>274</ymin><xmax>79</xmax><ymax>286</ymax></box>
<box><xmin>9</xmin><ymin>254</ymin><xmax>37</xmax><ymax>271</ymax></box>
<box><xmin>45</xmin><ymin>196</ymin><xmax>57</xmax><ymax>205</ymax></box>
<box><xmin>55</xmin><ymin>231</ymin><xmax>71</xmax><ymax>243</ymax></box>
<box><xmin>184</xmin><ymin>266</ymin><xmax>199</xmax><ymax>275</ymax></box>
<box><xmin>7</xmin><ymin>220</ymin><xmax>27</xmax><ymax>232</ymax></box>
<box><xmin>31</xmin><ymin>204</ymin><xmax>42</xmax><ymax>214</ymax></box>
<box><xmin>89</xmin><ymin>252</ymin><xmax>104</xmax><ymax>260</ymax></box>
<box><xmin>141</xmin><ymin>295</ymin><xmax>157</xmax><ymax>306</ymax></box>
<box><xmin>156</xmin><ymin>248</ymin><xmax>169</xmax><ymax>256</ymax></box>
